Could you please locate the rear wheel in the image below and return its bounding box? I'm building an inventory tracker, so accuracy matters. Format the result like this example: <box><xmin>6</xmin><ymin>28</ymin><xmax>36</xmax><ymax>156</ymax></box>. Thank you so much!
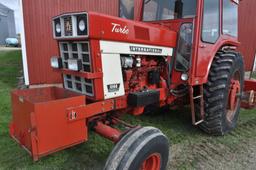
<box><xmin>200</xmin><ymin>50</ymin><xmax>244</xmax><ymax>135</ymax></box>
<box><xmin>104</xmin><ymin>127</ymin><xmax>169</xmax><ymax>170</ymax></box>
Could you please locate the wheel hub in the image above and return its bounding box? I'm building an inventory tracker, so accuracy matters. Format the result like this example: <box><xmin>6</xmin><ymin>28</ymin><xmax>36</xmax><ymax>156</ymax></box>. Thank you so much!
<box><xmin>229</xmin><ymin>80</ymin><xmax>241</xmax><ymax>111</ymax></box>
<box><xmin>227</xmin><ymin>79</ymin><xmax>241</xmax><ymax>121</ymax></box>
<box><xmin>141</xmin><ymin>153</ymin><xmax>161</xmax><ymax>170</ymax></box>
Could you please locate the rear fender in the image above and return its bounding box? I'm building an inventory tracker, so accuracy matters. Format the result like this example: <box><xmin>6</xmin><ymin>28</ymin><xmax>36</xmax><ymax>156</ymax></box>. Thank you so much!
<box><xmin>191</xmin><ymin>39</ymin><xmax>239</xmax><ymax>85</ymax></box>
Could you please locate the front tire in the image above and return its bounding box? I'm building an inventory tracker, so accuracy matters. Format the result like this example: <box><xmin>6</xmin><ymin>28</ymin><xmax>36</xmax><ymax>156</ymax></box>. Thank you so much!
<box><xmin>200</xmin><ymin>50</ymin><xmax>244</xmax><ymax>135</ymax></box>
<box><xmin>104</xmin><ymin>127</ymin><xmax>170</xmax><ymax>170</ymax></box>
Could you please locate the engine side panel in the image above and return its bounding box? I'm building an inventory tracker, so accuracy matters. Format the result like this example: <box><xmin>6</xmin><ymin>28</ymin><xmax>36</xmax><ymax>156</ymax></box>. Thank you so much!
<box><xmin>100</xmin><ymin>40</ymin><xmax>173</xmax><ymax>101</ymax></box>
<box><xmin>101</xmin><ymin>53</ymin><xmax>125</xmax><ymax>99</ymax></box>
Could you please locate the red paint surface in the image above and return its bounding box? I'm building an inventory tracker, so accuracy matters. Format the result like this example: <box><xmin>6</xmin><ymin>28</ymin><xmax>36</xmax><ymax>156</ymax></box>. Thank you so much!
<box><xmin>88</xmin><ymin>12</ymin><xmax>177</xmax><ymax>47</ymax></box>
<box><xmin>10</xmin><ymin>87</ymin><xmax>87</xmax><ymax>160</ymax></box>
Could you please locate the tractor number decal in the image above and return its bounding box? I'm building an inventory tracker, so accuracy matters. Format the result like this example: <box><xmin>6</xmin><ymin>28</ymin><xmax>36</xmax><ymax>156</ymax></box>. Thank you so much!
<box><xmin>107</xmin><ymin>84</ymin><xmax>121</xmax><ymax>93</ymax></box>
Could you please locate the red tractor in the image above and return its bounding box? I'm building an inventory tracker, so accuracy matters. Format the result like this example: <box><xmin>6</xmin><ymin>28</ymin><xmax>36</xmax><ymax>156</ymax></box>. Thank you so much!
<box><xmin>9</xmin><ymin>0</ymin><xmax>256</xmax><ymax>169</ymax></box>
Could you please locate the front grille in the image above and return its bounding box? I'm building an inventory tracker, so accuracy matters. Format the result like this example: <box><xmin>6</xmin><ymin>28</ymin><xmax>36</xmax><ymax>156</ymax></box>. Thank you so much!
<box><xmin>64</xmin><ymin>16</ymin><xmax>73</xmax><ymax>36</ymax></box>
<box><xmin>64</xmin><ymin>75</ymin><xmax>94</xmax><ymax>96</ymax></box>
<box><xmin>60</xmin><ymin>41</ymin><xmax>94</xmax><ymax>96</ymax></box>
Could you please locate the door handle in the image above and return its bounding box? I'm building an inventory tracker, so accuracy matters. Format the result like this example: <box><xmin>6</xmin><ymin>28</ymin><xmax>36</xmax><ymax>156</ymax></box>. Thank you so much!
<box><xmin>200</xmin><ymin>44</ymin><xmax>207</xmax><ymax>48</ymax></box>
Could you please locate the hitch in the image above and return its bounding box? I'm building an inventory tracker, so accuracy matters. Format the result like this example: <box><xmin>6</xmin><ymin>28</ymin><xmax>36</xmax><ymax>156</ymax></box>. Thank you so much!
<box><xmin>94</xmin><ymin>122</ymin><xmax>122</xmax><ymax>143</ymax></box>
<box><xmin>241</xmin><ymin>80</ymin><xmax>256</xmax><ymax>109</ymax></box>
<box><xmin>241</xmin><ymin>90</ymin><xmax>256</xmax><ymax>109</ymax></box>
<box><xmin>93</xmin><ymin>117</ymin><xmax>139</xmax><ymax>143</ymax></box>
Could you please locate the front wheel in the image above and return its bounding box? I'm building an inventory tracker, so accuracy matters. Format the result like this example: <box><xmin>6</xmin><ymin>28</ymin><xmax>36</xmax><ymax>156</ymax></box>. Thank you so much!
<box><xmin>104</xmin><ymin>127</ymin><xmax>170</xmax><ymax>170</ymax></box>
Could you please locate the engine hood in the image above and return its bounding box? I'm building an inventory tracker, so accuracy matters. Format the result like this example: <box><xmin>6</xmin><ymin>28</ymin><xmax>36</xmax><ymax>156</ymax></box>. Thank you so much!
<box><xmin>88</xmin><ymin>12</ymin><xmax>177</xmax><ymax>48</ymax></box>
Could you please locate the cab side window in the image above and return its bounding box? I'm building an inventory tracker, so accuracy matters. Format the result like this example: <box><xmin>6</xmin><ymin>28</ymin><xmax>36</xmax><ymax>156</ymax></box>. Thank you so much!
<box><xmin>223</xmin><ymin>0</ymin><xmax>238</xmax><ymax>37</ymax></box>
<box><xmin>143</xmin><ymin>0</ymin><xmax>197</xmax><ymax>21</ymax></box>
<box><xmin>202</xmin><ymin>0</ymin><xmax>220</xmax><ymax>43</ymax></box>
<box><xmin>120</xmin><ymin>0</ymin><xmax>135</xmax><ymax>20</ymax></box>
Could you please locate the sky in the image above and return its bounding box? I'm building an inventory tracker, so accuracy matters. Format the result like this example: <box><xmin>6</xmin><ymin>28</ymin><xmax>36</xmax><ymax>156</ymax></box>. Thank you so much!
<box><xmin>0</xmin><ymin>0</ymin><xmax>21</xmax><ymax>33</ymax></box>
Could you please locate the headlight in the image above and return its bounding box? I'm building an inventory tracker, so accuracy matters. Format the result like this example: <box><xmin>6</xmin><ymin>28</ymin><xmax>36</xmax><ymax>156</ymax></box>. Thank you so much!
<box><xmin>51</xmin><ymin>57</ymin><xmax>62</xmax><ymax>69</ymax></box>
<box><xmin>53</xmin><ymin>13</ymin><xmax>88</xmax><ymax>39</ymax></box>
<box><xmin>54</xmin><ymin>18</ymin><xmax>61</xmax><ymax>37</ymax></box>
<box><xmin>77</xmin><ymin>14</ymin><xmax>87</xmax><ymax>36</ymax></box>
<box><xmin>78</xmin><ymin>20</ymin><xmax>86</xmax><ymax>31</ymax></box>
<box><xmin>68</xmin><ymin>59</ymin><xmax>82</xmax><ymax>71</ymax></box>
<box><xmin>56</xmin><ymin>23</ymin><xmax>61</xmax><ymax>33</ymax></box>
<box><xmin>181</xmin><ymin>73</ymin><xmax>189</xmax><ymax>81</ymax></box>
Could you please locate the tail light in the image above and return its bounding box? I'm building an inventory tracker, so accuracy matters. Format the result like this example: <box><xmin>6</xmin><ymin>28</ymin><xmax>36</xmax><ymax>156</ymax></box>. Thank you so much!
<box><xmin>175</xmin><ymin>23</ymin><xmax>193</xmax><ymax>72</ymax></box>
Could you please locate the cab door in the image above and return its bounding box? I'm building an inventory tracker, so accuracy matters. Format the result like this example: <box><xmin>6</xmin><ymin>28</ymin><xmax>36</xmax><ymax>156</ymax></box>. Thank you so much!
<box><xmin>191</xmin><ymin>0</ymin><xmax>221</xmax><ymax>85</ymax></box>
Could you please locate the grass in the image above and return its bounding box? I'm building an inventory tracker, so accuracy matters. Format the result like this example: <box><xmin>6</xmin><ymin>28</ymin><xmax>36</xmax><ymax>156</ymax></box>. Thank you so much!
<box><xmin>0</xmin><ymin>50</ymin><xmax>256</xmax><ymax>169</ymax></box>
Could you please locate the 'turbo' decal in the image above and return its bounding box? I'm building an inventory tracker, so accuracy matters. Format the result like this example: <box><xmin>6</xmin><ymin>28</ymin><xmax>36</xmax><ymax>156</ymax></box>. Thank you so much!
<box><xmin>111</xmin><ymin>23</ymin><xmax>129</xmax><ymax>35</ymax></box>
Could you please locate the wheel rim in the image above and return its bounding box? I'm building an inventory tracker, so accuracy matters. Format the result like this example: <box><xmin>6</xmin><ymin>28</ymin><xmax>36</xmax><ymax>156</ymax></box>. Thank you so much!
<box><xmin>140</xmin><ymin>153</ymin><xmax>161</xmax><ymax>170</ymax></box>
<box><xmin>227</xmin><ymin>70</ymin><xmax>241</xmax><ymax>122</ymax></box>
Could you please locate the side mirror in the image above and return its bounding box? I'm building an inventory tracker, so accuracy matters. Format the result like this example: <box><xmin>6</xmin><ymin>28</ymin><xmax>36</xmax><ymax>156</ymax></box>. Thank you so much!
<box><xmin>175</xmin><ymin>0</ymin><xmax>183</xmax><ymax>19</ymax></box>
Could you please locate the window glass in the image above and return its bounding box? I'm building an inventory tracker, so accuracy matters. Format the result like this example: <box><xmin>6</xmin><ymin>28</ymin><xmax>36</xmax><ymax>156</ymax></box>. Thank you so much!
<box><xmin>143</xmin><ymin>0</ymin><xmax>159</xmax><ymax>21</ymax></box>
<box><xmin>120</xmin><ymin>0</ymin><xmax>134</xmax><ymax>19</ymax></box>
<box><xmin>202</xmin><ymin>0</ymin><xmax>220</xmax><ymax>43</ymax></box>
<box><xmin>143</xmin><ymin>0</ymin><xmax>196</xmax><ymax>21</ymax></box>
<box><xmin>223</xmin><ymin>0</ymin><xmax>238</xmax><ymax>37</ymax></box>
<box><xmin>175</xmin><ymin>23</ymin><xmax>194</xmax><ymax>71</ymax></box>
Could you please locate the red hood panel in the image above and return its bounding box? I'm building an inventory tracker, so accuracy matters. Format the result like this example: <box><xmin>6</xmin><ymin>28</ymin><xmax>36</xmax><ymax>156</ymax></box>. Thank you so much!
<box><xmin>88</xmin><ymin>12</ymin><xmax>177</xmax><ymax>48</ymax></box>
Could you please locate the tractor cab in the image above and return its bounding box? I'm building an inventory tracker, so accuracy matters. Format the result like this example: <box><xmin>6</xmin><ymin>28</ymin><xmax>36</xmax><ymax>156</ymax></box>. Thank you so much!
<box><xmin>121</xmin><ymin>0</ymin><xmax>240</xmax><ymax>85</ymax></box>
<box><xmin>120</xmin><ymin>0</ymin><xmax>247</xmax><ymax>126</ymax></box>
<box><xmin>122</xmin><ymin>0</ymin><xmax>256</xmax><ymax>124</ymax></box>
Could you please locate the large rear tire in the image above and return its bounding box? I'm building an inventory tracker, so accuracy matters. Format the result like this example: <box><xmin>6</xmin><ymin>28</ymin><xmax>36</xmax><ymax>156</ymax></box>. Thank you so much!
<box><xmin>200</xmin><ymin>50</ymin><xmax>244</xmax><ymax>135</ymax></box>
<box><xmin>104</xmin><ymin>127</ymin><xmax>169</xmax><ymax>170</ymax></box>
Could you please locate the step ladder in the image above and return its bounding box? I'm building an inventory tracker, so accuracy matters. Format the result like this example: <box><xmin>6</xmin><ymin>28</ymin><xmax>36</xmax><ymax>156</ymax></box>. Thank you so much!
<box><xmin>189</xmin><ymin>85</ymin><xmax>205</xmax><ymax>125</ymax></box>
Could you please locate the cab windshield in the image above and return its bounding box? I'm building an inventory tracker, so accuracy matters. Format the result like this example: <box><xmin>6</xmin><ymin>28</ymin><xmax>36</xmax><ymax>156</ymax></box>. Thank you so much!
<box><xmin>143</xmin><ymin>0</ymin><xmax>197</xmax><ymax>21</ymax></box>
